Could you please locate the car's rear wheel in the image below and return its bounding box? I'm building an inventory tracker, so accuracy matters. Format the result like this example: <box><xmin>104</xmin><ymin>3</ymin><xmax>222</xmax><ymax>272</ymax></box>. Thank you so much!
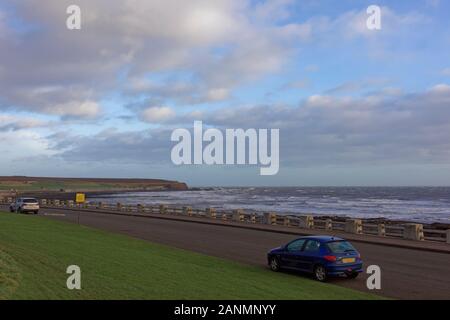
<box><xmin>34</xmin><ymin>211</ymin><xmax>39</xmax><ymax>215</ymax></box>
<box><xmin>269</xmin><ymin>257</ymin><xmax>280</xmax><ymax>272</ymax></box>
<box><xmin>347</xmin><ymin>272</ymin><xmax>359</xmax><ymax>279</ymax></box>
<box><xmin>9</xmin><ymin>207</ymin><xmax>14</xmax><ymax>213</ymax></box>
<box><xmin>314</xmin><ymin>265</ymin><xmax>327</xmax><ymax>282</ymax></box>
<box><xmin>17</xmin><ymin>207</ymin><xmax>22</xmax><ymax>214</ymax></box>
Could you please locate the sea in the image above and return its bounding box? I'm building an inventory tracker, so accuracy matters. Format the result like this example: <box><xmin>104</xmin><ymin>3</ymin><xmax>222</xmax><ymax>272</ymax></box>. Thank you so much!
<box><xmin>89</xmin><ymin>187</ymin><xmax>450</xmax><ymax>224</ymax></box>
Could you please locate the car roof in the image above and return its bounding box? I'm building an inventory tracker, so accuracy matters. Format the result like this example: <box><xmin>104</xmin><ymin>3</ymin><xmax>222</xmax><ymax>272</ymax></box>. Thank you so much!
<box><xmin>295</xmin><ymin>235</ymin><xmax>345</xmax><ymax>243</ymax></box>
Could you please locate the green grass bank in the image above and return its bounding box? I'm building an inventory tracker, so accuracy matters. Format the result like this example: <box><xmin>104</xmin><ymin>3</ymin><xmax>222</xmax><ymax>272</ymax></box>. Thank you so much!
<box><xmin>0</xmin><ymin>212</ymin><xmax>380</xmax><ymax>300</ymax></box>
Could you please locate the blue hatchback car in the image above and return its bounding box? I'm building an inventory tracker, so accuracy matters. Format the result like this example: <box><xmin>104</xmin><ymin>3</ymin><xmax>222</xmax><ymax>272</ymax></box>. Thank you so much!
<box><xmin>267</xmin><ymin>236</ymin><xmax>363</xmax><ymax>281</ymax></box>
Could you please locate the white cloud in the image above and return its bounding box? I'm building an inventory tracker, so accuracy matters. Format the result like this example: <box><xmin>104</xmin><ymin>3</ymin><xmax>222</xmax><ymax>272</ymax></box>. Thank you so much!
<box><xmin>0</xmin><ymin>0</ymin><xmax>311</xmax><ymax>115</ymax></box>
<box><xmin>0</xmin><ymin>130</ymin><xmax>56</xmax><ymax>170</ymax></box>
<box><xmin>253</xmin><ymin>0</ymin><xmax>295</xmax><ymax>22</ymax></box>
<box><xmin>0</xmin><ymin>115</ymin><xmax>49</xmax><ymax>131</ymax></box>
<box><xmin>206</xmin><ymin>88</ymin><xmax>230</xmax><ymax>101</ymax></box>
<box><xmin>429</xmin><ymin>83</ymin><xmax>450</xmax><ymax>93</ymax></box>
<box><xmin>141</xmin><ymin>106</ymin><xmax>176</xmax><ymax>123</ymax></box>
<box><xmin>48</xmin><ymin>101</ymin><xmax>102</xmax><ymax>119</ymax></box>
<box><xmin>0</xmin><ymin>1</ymin><xmax>428</xmax><ymax>121</ymax></box>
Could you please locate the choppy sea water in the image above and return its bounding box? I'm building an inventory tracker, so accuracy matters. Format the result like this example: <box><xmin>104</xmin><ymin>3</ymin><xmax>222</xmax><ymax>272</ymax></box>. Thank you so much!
<box><xmin>89</xmin><ymin>187</ymin><xmax>450</xmax><ymax>224</ymax></box>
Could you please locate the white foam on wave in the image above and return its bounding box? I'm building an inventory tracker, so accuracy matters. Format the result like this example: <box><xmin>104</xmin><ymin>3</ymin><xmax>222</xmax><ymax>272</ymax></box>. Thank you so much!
<box><xmin>90</xmin><ymin>187</ymin><xmax>450</xmax><ymax>223</ymax></box>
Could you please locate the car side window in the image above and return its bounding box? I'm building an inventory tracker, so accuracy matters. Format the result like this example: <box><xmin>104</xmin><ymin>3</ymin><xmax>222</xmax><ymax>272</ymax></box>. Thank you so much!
<box><xmin>303</xmin><ymin>240</ymin><xmax>321</xmax><ymax>253</ymax></box>
<box><xmin>286</xmin><ymin>239</ymin><xmax>306</xmax><ymax>252</ymax></box>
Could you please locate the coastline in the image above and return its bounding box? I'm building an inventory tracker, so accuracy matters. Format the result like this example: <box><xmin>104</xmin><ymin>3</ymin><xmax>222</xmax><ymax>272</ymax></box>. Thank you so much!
<box><xmin>11</xmin><ymin>188</ymin><xmax>450</xmax><ymax>231</ymax></box>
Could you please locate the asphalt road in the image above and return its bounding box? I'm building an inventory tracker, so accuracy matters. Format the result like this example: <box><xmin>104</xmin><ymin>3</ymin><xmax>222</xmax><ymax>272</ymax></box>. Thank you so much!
<box><xmin>20</xmin><ymin>207</ymin><xmax>450</xmax><ymax>299</ymax></box>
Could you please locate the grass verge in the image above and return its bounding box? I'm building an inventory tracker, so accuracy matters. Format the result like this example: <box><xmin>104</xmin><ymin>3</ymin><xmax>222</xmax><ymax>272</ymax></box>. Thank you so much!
<box><xmin>0</xmin><ymin>212</ymin><xmax>381</xmax><ymax>300</ymax></box>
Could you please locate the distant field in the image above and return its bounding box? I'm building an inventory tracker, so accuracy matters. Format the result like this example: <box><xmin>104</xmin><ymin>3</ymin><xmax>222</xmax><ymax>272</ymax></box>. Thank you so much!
<box><xmin>0</xmin><ymin>176</ymin><xmax>187</xmax><ymax>192</ymax></box>
<box><xmin>0</xmin><ymin>212</ymin><xmax>380</xmax><ymax>300</ymax></box>
<box><xmin>0</xmin><ymin>181</ymin><xmax>134</xmax><ymax>191</ymax></box>
<box><xmin>0</xmin><ymin>180</ymin><xmax>122</xmax><ymax>191</ymax></box>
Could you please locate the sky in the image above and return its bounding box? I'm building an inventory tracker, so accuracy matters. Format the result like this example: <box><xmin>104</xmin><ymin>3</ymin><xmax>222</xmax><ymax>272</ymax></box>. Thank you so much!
<box><xmin>0</xmin><ymin>0</ymin><xmax>450</xmax><ymax>187</ymax></box>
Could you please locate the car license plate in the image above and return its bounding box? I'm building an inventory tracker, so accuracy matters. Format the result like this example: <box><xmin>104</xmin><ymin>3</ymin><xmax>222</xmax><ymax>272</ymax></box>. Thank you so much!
<box><xmin>342</xmin><ymin>258</ymin><xmax>355</xmax><ymax>263</ymax></box>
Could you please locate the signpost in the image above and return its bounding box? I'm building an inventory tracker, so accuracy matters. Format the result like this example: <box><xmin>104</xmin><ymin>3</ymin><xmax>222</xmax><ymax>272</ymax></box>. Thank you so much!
<box><xmin>75</xmin><ymin>193</ymin><xmax>85</xmax><ymax>225</ymax></box>
<box><xmin>75</xmin><ymin>193</ymin><xmax>85</xmax><ymax>204</ymax></box>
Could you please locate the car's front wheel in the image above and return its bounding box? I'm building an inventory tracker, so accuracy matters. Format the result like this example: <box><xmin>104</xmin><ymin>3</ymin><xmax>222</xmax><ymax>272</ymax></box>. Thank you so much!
<box><xmin>347</xmin><ymin>272</ymin><xmax>359</xmax><ymax>279</ymax></box>
<box><xmin>9</xmin><ymin>207</ymin><xmax>14</xmax><ymax>213</ymax></box>
<box><xmin>314</xmin><ymin>265</ymin><xmax>327</xmax><ymax>282</ymax></box>
<box><xmin>269</xmin><ymin>257</ymin><xmax>280</xmax><ymax>272</ymax></box>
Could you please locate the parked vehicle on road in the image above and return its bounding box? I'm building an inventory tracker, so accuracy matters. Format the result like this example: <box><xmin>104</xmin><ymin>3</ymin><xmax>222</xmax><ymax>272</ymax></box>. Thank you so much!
<box><xmin>9</xmin><ymin>198</ymin><xmax>39</xmax><ymax>214</ymax></box>
<box><xmin>267</xmin><ymin>236</ymin><xmax>363</xmax><ymax>281</ymax></box>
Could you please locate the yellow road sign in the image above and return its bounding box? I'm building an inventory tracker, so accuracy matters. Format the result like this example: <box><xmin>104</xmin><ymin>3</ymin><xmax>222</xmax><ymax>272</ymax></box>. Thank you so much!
<box><xmin>76</xmin><ymin>193</ymin><xmax>86</xmax><ymax>203</ymax></box>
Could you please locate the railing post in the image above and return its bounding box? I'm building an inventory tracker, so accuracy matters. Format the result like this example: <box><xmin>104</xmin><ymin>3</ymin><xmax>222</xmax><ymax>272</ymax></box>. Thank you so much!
<box><xmin>159</xmin><ymin>204</ymin><xmax>167</xmax><ymax>214</ymax></box>
<box><xmin>263</xmin><ymin>212</ymin><xmax>270</xmax><ymax>224</ymax></box>
<box><xmin>345</xmin><ymin>219</ymin><xmax>363</xmax><ymax>234</ymax></box>
<box><xmin>446</xmin><ymin>230</ymin><xmax>450</xmax><ymax>244</ymax></box>
<box><xmin>137</xmin><ymin>204</ymin><xmax>144</xmax><ymax>213</ymax></box>
<box><xmin>206</xmin><ymin>208</ymin><xmax>216</xmax><ymax>219</ymax></box>
<box><xmin>116</xmin><ymin>203</ymin><xmax>123</xmax><ymax>211</ymax></box>
<box><xmin>378</xmin><ymin>224</ymin><xmax>386</xmax><ymax>237</ymax></box>
<box><xmin>183</xmin><ymin>206</ymin><xmax>193</xmax><ymax>217</ymax></box>
<box><xmin>232</xmin><ymin>209</ymin><xmax>244</xmax><ymax>222</ymax></box>
<box><xmin>403</xmin><ymin>224</ymin><xmax>424</xmax><ymax>241</ymax></box>
<box><xmin>263</xmin><ymin>212</ymin><xmax>276</xmax><ymax>225</ymax></box>
<box><xmin>299</xmin><ymin>215</ymin><xmax>314</xmax><ymax>229</ymax></box>
<box><xmin>324</xmin><ymin>219</ymin><xmax>332</xmax><ymax>231</ymax></box>
<box><xmin>283</xmin><ymin>216</ymin><xmax>290</xmax><ymax>226</ymax></box>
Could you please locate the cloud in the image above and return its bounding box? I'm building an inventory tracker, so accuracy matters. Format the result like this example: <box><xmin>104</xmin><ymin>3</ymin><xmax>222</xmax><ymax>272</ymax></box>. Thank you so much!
<box><xmin>206</xmin><ymin>88</ymin><xmax>230</xmax><ymax>101</ymax></box>
<box><xmin>0</xmin><ymin>1</ymin><xmax>431</xmax><ymax>121</ymax></box>
<box><xmin>0</xmin><ymin>115</ymin><xmax>50</xmax><ymax>132</ymax></box>
<box><xmin>141</xmin><ymin>107</ymin><xmax>176</xmax><ymax>123</ymax></box>
<box><xmin>297</xmin><ymin>6</ymin><xmax>430</xmax><ymax>62</ymax></box>
<box><xmin>325</xmin><ymin>78</ymin><xmax>391</xmax><ymax>95</ymax></box>
<box><xmin>45</xmin><ymin>100</ymin><xmax>101</xmax><ymax>119</ymax></box>
<box><xmin>125</xmin><ymin>78</ymin><xmax>230</xmax><ymax>105</ymax></box>
<box><xmin>0</xmin><ymin>0</ymin><xmax>311</xmax><ymax>116</ymax></box>
<box><xmin>283</xmin><ymin>80</ymin><xmax>310</xmax><ymax>90</ymax></box>
<box><xmin>1</xmin><ymin>1</ymin><xmax>448</xmax><ymax>185</ymax></box>
<box><xmin>430</xmin><ymin>83</ymin><xmax>450</xmax><ymax>93</ymax></box>
<box><xmin>0</xmin><ymin>130</ymin><xmax>56</xmax><ymax>171</ymax></box>
<box><xmin>50</xmin><ymin>85</ymin><xmax>450</xmax><ymax>169</ymax></box>
<box><xmin>53</xmin><ymin>128</ymin><xmax>172</xmax><ymax>164</ymax></box>
<box><xmin>337</xmin><ymin>7</ymin><xmax>428</xmax><ymax>39</ymax></box>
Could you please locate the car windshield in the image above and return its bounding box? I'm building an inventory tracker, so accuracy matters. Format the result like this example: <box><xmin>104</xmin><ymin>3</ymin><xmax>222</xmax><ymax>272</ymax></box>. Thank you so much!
<box><xmin>23</xmin><ymin>199</ymin><xmax>38</xmax><ymax>203</ymax></box>
<box><xmin>326</xmin><ymin>241</ymin><xmax>356</xmax><ymax>253</ymax></box>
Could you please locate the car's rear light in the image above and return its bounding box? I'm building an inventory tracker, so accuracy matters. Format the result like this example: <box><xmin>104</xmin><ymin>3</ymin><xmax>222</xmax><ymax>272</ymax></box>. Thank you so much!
<box><xmin>323</xmin><ymin>255</ymin><xmax>337</xmax><ymax>262</ymax></box>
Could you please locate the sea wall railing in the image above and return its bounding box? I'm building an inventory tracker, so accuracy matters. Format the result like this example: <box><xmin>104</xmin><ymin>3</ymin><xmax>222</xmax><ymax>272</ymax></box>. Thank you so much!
<box><xmin>1</xmin><ymin>197</ymin><xmax>449</xmax><ymax>244</ymax></box>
